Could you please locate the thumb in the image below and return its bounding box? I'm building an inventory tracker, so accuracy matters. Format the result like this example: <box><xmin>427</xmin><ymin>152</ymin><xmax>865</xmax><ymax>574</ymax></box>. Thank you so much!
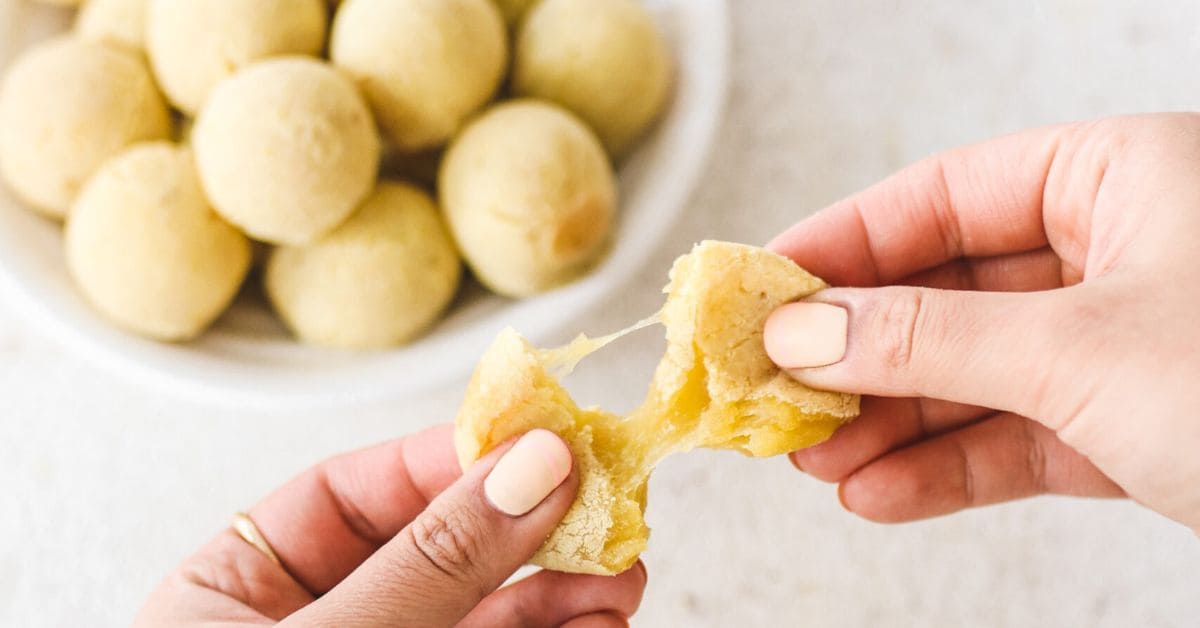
<box><xmin>764</xmin><ymin>286</ymin><xmax>1076</xmax><ymax>421</ymax></box>
<box><xmin>284</xmin><ymin>429</ymin><xmax>577</xmax><ymax>628</ymax></box>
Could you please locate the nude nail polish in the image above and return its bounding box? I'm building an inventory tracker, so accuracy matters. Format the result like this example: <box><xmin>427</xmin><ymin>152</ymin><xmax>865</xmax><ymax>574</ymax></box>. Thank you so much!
<box><xmin>484</xmin><ymin>429</ymin><xmax>573</xmax><ymax>516</ymax></box>
<box><xmin>763</xmin><ymin>302</ymin><xmax>848</xmax><ymax>368</ymax></box>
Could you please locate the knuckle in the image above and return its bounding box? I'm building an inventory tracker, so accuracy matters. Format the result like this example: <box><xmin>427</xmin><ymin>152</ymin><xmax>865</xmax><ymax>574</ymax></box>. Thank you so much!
<box><xmin>1022</xmin><ymin>419</ymin><xmax>1049</xmax><ymax>493</ymax></box>
<box><xmin>178</xmin><ymin>533</ymin><xmax>272</xmax><ymax>604</ymax></box>
<box><xmin>405</xmin><ymin>506</ymin><xmax>487</xmax><ymax>584</ymax></box>
<box><xmin>949</xmin><ymin>436</ymin><xmax>976</xmax><ymax>508</ymax></box>
<box><xmin>874</xmin><ymin>288</ymin><xmax>929</xmax><ymax>373</ymax></box>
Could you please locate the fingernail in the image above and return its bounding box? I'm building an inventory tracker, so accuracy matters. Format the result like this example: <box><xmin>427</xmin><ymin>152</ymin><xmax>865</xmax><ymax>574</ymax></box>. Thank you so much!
<box><xmin>763</xmin><ymin>302</ymin><xmax>848</xmax><ymax>368</ymax></box>
<box><xmin>837</xmin><ymin>481</ymin><xmax>851</xmax><ymax>511</ymax></box>
<box><xmin>484</xmin><ymin>429</ymin><xmax>573</xmax><ymax>517</ymax></box>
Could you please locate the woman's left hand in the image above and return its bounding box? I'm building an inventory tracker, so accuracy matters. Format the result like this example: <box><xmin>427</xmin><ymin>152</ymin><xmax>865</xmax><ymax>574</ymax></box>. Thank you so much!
<box><xmin>136</xmin><ymin>425</ymin><xmax>647</xmax><ymax>627</ymax></box>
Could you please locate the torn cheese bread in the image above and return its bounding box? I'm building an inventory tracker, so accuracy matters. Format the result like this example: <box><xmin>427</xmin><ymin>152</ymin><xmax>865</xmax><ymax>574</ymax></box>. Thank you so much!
<box><xmin>455</xmin><ymin>240</ymin><xmax>860</xmax><ymax>575</ymax></box>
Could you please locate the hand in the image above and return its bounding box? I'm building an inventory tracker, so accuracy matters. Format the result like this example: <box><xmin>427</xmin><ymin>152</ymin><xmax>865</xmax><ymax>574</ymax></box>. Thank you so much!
<box><xmin>763</xmin><ymin>113</ymin><xmax>1200</xmax><ymax>533</ymax></box>
<box><xmin>136</xmin><ymin>426</ymin><xmax>647</xmax><ymax>627</ymax></box>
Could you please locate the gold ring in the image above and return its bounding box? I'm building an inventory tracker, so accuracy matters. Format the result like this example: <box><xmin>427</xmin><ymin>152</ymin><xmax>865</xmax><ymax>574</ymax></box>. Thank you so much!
<box><xmin>232</xmin><ymin>512</ymin><xmax>282</xmax><ymax>566</ymax></box>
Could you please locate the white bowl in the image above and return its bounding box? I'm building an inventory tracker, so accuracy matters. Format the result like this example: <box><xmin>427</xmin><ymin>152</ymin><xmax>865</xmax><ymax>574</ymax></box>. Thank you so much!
<box><xmin>0</xmin><ymin>0</ymin><xmax>729</xmax><ymax>410</ymax></box>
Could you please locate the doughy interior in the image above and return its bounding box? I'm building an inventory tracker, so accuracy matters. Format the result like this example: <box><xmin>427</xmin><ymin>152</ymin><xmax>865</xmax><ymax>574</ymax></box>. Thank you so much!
<box><xmin>454</xmin><ymin>241</ymin><xmax>860</xmax><ymax>575</ymax></box>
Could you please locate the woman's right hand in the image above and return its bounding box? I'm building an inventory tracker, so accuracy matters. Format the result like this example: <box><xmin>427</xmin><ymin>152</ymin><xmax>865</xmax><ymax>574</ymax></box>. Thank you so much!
<box><xmin>763</xmin><ymin>113</ymin><xmax>1200</xmax><ymax>533</ymax></box>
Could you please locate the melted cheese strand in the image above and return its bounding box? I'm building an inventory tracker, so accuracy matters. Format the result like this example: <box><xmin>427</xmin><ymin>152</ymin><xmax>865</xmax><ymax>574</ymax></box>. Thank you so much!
<box><xmin>538</xmin><ymin>311</ymin><xmax>663</xmax><ymax>378</ymax></box>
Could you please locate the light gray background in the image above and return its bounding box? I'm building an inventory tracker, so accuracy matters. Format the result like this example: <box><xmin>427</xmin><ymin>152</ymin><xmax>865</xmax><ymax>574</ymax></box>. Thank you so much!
<box><xmin>3</xmin><ymin>1</ymin><xmax>1199</xmax><ymax>626</ymax></box>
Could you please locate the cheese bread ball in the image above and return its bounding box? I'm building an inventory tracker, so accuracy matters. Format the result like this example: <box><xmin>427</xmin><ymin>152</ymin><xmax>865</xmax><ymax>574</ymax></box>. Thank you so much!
<box><xmin>65</xmin><ymin>143</ymin><xmax>251</xmax><ymax>342</ymax></box>
<box><xmin>192</xmin><ymin>57</ymin><xmax>381</xmax><ymax>245</ymax></box>
<box><xmin>77</xmin><ymin>0</ymin><xmax>148</xmax><ymax>51</ymax></box>
<box><xmin>456</xmin><ymin>242</ymin><xmax>860</xmax><ymax>574</ymax></box>
<box><xmin>146</xmin><ymin>0</ymin><xmax>327</xmax><ymax>115</ymax></box>
<box><xmin>0</xmin><ymin>37</ymin><xmax>170</xmax><ymax>219</ymax></box>
<box><xmin>493</xmin><ymin>0</ymin><xmax>539</xmax><ymax>26</ymax></box>
<box><xmin>331</xmin><ymin>0</ymin><xmax>506</xmax><ymax>151</ymax></box>
<box><xmin>266</xmin><ymin>182</ymin><xmax>461</xmax><ymax>349</ymax></box>
<box><xmin>32</xmin><ymin>0</ymin><xmax>82</xmax><ymax>5</ymax></box>
<box><xmin>440</xmin><ymin>100</ymin><xmax>615</xmax><ymax>298</ymax></box>
<box><xmin>513</xmin><ymin>0</ymin><xmax>671</xmax><ymax>157</ymax></box>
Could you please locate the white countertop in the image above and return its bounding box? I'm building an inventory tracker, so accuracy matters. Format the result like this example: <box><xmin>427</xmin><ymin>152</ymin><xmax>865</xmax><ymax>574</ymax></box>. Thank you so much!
<box><xmin>3</xmin><ymin>2</ymin><xmax>1200</xmax><ymax>626</ymax></box>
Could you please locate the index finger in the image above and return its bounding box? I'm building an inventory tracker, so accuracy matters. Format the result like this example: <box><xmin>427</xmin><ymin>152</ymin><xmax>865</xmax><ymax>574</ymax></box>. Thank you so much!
<box><xmin>767</xmin><ymin>124</ymin><xmax>1065</xmax><ymax>286</ymax></box>
<box><xmin>250</xmin><ymin>424</ymin><xmax>462</xmax><ymax>595</ymax></box>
